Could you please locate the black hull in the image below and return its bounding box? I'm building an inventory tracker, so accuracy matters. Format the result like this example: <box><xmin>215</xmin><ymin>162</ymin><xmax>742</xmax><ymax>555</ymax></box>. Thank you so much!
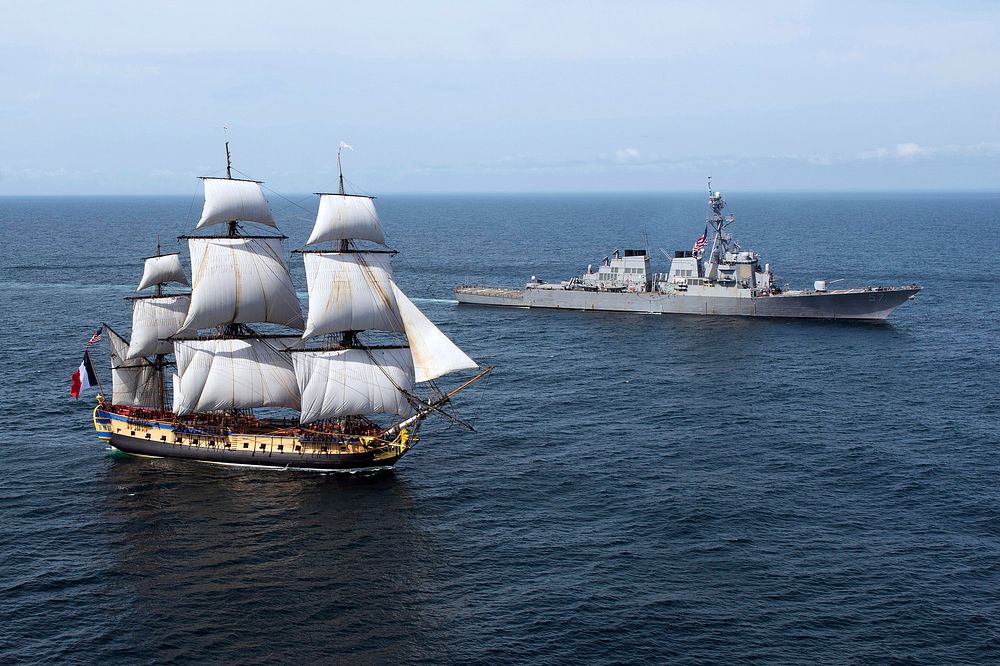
<box><xmin>109</xmin><ymin>432</ymin><xmax>404</xmax><ymax>471</ymax></box>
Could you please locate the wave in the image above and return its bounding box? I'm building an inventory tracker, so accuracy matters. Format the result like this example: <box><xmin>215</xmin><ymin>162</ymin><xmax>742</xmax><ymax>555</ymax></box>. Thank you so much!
<box><xmin>0</xmin><ymin>282</ymin><xmax>133</xmax><ymax>291</ymax></box>
<box><xmin>410</xmin><ymin>297</ymin><xmax>459</xmax><ymax>305</ymax></box>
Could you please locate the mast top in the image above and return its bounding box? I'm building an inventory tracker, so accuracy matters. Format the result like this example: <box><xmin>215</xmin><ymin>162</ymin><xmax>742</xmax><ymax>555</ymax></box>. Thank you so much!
<box><xmin>707</xmin><ymin>177</ymin><xmax>727</xmax><ymax>221</ymax></box>
<box><xmin>337</xmin><ymin>141</ymin><xmax>353</xmax><ymax>196</ymax></box>
<box><xmin>224</xmin><ymin>125</ymin><xmax>232</xmax><ymax>179</ymax></box>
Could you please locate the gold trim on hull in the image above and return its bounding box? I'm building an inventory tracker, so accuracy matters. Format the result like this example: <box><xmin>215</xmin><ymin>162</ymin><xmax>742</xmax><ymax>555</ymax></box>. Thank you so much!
<box><xmin>95</xmin><ymin>407</ymin><xmax>414</xmax><ymax>470</ymax></box>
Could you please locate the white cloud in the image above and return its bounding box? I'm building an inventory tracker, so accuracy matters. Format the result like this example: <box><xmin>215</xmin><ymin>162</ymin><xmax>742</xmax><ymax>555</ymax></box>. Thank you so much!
<box><xmin>0</xmin><ymin>167</ymin><xmax>70</xmax><ymax>179</ymax></box>
<box><xmin>858</xmin><ymin>142</ymin><xmax>931</xmax><ymax>161</ymax></box>
<box><xmin>944</xmin><ymin>142</ymin><xmax>1000</xmax><ymax>157</ymax></box>
<box><xmin>894</xmin><ymin>142</ymin><xmax>928</xmax><ymax>159</ymax></box>
<box><xmin>613</xmin><ymin>147</ymin><xmax>642</xmax><ymax>163</ymax></box>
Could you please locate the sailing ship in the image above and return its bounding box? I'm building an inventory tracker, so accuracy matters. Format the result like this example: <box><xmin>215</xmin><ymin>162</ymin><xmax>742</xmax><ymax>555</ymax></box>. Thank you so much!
<box><xmin>92</xmin><ymin>142</ymin><xmax>492</xmax><ymax>471</ymax></box>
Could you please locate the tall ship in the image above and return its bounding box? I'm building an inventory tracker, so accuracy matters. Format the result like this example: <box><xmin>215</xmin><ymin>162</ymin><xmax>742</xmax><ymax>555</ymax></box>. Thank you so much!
<box><xmin>90</xmin><ymin>142</ymin><xmax>492</xmax><ymax>471</ymax></box>
<box><xmin>456</xmin><ymin>181</ymin><xmax>921</xmax><ymax>320</ymax></box>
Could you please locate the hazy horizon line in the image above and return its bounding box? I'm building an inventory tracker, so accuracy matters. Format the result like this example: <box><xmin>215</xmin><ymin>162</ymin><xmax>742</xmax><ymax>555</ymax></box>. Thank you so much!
<box><xmin>1</xmin><ymin>187</ymin><xmax>998</xmax><ymax>198</ymax></box>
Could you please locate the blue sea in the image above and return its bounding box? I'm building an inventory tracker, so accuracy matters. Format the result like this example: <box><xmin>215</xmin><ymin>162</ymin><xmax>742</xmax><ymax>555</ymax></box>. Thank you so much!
<box><xmin>1</xmin><ymin>191</ymin><xmax>998</xmax><ymax>663</ymax></box>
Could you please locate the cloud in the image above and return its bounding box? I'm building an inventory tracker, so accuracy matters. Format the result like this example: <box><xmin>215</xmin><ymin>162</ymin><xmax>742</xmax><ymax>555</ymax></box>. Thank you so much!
<box><xmin>613</xmin><ymin>147</ymin><xmax>642</xmax><ymax>163</ymax></box>
<box><xmin>854</xmin><ymin>141</ymin><xmax>1000</xmax><ymax>162</ymax></box>
<box><xmin>858</xmin><ymin>143</ymin><xmax>931</xmax><ymax>161</ymax></box>
<box><xmin>0</xmin><ymin>166</ymin><xmax>71</xmax><ymax>179</ymax></box>
<box><xmin>894</xmin><ymin>142</ymin><xmax>927</xmax><ymax>159</ymax></box>
<box><xmin>945</xmin><ymin>142</ymin><xmax>1000</xmax><ymax>157</ymax></box>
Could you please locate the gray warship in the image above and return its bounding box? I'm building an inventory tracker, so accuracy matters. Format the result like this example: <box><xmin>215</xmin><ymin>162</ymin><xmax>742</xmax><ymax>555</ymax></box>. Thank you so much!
<box><xmin>455</xmin><ymin>182</ymin><xmax>921</xmax><ymax>321</ymax></box>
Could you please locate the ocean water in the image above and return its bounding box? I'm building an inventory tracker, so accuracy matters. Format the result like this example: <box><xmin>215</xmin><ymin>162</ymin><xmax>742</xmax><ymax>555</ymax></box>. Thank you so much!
<box><xmin>1</xmin><ymin>191</ymin><xmax>998</xmax><ymax>663</ymax></box>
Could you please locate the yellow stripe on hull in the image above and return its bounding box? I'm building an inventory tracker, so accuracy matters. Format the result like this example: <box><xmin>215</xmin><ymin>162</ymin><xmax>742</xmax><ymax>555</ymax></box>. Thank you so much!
<box><xmin>95</xmin><ymin>407</ymin><xmax>415</xmax><ymax>471</ymax></box>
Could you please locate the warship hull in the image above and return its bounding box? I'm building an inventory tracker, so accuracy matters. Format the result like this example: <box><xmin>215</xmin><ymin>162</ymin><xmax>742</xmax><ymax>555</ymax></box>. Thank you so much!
<box><xmin>95</xmin><ymin>408</ymin><xmax>411</xmax><ymax>471</ymax></box>
<box><xmin>454</xmin><ymin>285</ymin><xmax>921</xmax><ymax>321</ymax></box>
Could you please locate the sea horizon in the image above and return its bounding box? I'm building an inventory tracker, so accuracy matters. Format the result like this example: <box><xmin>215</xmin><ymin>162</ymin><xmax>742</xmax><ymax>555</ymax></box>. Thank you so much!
<box><xmin>2</xmin><ymin>187</ymin><xmax>999</xmax><ymax>198</ymax></box>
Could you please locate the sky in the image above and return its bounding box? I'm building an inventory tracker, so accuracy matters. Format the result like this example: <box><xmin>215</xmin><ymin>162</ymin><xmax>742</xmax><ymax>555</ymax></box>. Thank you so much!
<box><xmin>1</xmin><ymin>0</ymin><xmax>999</xmax><ymax>194</ymax></box>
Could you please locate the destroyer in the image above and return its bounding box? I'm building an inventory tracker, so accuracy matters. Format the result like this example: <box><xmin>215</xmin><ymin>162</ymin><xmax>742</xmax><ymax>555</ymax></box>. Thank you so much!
<box><xmin>456</xmin><ymin>181</ymin><xmax>920</xmax><ymax>320</ymax></box>
<box><xmin>88</xmin><ymin>140</ymin><xmax>491</xmax><ymax>471</ymax></box>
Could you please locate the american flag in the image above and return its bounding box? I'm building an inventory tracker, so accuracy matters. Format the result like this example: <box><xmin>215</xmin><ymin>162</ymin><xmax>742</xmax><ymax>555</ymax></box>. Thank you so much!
<box><xmin>692</xmin><ymin>227</ymin><xmax>708</xmax><ymax>254</ymax></box>
<box><xmin>85</xmin><ymin>327</ymin><xmax>103</xmax><ymax>347</ymax></box>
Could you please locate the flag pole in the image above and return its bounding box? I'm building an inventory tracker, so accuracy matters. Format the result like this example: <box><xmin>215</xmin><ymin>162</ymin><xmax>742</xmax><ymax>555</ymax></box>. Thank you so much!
<box><xmin>86</xmin><ymin>349</ymin><xmax>106</xmax><ymax>396</ymax></box>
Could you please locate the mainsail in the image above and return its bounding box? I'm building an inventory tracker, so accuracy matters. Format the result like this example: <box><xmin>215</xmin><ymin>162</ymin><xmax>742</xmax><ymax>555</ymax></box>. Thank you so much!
<box><xmin>173</xmin><ymin>337</ymin><xmax>301</xmax><ymax>414</ymax></box>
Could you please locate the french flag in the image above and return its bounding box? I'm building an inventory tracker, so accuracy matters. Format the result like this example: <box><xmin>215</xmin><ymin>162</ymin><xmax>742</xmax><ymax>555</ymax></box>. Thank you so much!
<box><xmin>71</xmin><ymin>352</ymin><xmax>99</xmax><ymax>399</ymax></box>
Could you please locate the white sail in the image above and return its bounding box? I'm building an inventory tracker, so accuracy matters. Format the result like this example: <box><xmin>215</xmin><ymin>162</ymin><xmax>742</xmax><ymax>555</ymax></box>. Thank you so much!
<box><xmin>170</xmin><ymin>372</ymin><xmax>183</xmax><ymax>414</ymax></box>
<box><xmin>197</xmin><ymin>177</ymin><xmax>276</xmax><ymax>229</ymax></box>
<box><xmin>137</xmin><ymin>253</ymin><xmax>189</xmax><ymax>291</ymax></box>
<box><xmin>173</xmin><ymin>337</ymin><xmax>301</xmax><ymax>415</ymax></box>
<box><xmin>301</xmin><ymin>252</ymin><xmax>402</xmax><ymax>339</ymax></box>
<box><xmin>307</xmin><ymin>194</ymin><xmax>386</xmax><ymax>245</ymax></box>
<box><xmin>106</xmin><ymin>326</ymin><xmax>161</xmax><ymax>408</ymax></box>
<box><xmin>391</xmin><ymin>283</ymin><xmax>478</xmax><ymax>382</ymax></box>
<box><xmin>128</xmin><ymin>295</ymin><xmax>191</xmax><ymax>358</ymax></box>
<box><xmin>294</xmin><ymin>348</ymin><xmax>415</xmax><ymax>424</ymax></box>
<box><xmin>182</xmin><ymin>237</ymin><xmax>304</xmax><ymax>331</ymax></box>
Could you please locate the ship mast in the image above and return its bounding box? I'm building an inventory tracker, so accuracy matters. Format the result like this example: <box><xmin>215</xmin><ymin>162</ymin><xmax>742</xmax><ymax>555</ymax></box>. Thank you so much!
<box><xmin>223</xmin><ymin>133</ymin><xmax>238</xmax><ymax>335</ymax></box>
<box><xmin>294</xmin><ymin>166</ymin><xmax>486</xmax><ymax>428</ymax></box>
<box><xmin>224</xmin><ymin>127</ymin><xmax>238</xmax><ymax>239</ymax></box>
<box><xmin>337</xmin><ymin>143</ymin><xmax>346</xmax><ymax>197</ymax></box>
<box><xmin>337</xmin><ymin>142</ymin><xmax>351</xmax><ymax>251</ymax></box>
<box><xmin>704</xmin><ymin>177</ymin><xmax>735</xmax><ymax>280</ymax></box>
<box><xmin>154</xmin><ymin>238</ymin><xmax>166</xmax><ymax>411</ymax></box>
<box><xmin>337</xmin><ymin>142</ymin><xmax>355</xmax><ymax>347</ymax></box>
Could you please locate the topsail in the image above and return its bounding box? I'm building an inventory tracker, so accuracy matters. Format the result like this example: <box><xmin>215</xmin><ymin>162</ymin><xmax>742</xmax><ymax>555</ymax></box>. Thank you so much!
<box><xmin>182</xmin><ymin>237</ymin><xmax>304</xmax><ymax>331</ymax></box>
<box><xmin>301</xmin><ymin>251</ymin><xmax>402</xmax><ymax>339</ymax></box>
<box><xmin>127</xmin><ymin>295</ymin><xmax>190</xmax><ymax>358</ymax></box>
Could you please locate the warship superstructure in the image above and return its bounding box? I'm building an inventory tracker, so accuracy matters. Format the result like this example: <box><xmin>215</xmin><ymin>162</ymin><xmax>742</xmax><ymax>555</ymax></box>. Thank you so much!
<box><xmin>456</xmin><ymin>182</ymin><xmax>921</xmax><ymax>320</ymax></box>
<box><xmin>89</xmin><ymin>141</ymin><xmax>491</xmax><ymax>471</ymax></box>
